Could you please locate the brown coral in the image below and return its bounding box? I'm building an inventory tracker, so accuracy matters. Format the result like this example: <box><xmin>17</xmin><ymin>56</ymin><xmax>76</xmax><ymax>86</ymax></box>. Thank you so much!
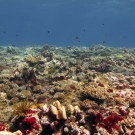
<box><xmin>114</xmin><ymin>97</ymin><xmax>123</xmax><ymax>104</ymax></box>
<box><xmin>82</xmin><ymin>85</ymin><xmax>108</xmax><ymax>102</ymax></box>
<box><xmin>129</xmin><ymin>97</ymin><xmax>135</xmax><ymax>107</ymax></box>
<box><xmin>33</xmin><ymin>85</ymin><xmax>43</xmax><ymax>93</ymax></box>
<box><xmin>80</xmin><ymin>99</ymin><xmax>98</xmax><ymax>109</ymax></box>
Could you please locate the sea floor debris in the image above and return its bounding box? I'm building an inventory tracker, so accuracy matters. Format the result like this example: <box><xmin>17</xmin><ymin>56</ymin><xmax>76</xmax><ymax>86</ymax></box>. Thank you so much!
<box><xmin>0</xmin><ymin>44</ymin><xmax>135</xmax><ymax>134</ymax></box>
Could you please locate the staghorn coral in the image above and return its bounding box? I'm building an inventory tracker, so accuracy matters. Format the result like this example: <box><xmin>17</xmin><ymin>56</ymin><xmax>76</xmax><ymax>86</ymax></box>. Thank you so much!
<box><xmin>82</xmin><ymin>85</ymin><xmax>108</xmax><ymax>102</ymax></box>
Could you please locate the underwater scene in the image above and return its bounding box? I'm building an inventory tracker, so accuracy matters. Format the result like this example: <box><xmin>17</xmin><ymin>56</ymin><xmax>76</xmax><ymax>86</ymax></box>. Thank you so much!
<box><xmin>0</xmin><ymin>0</ymin><xmax>135</xmax><ymax>135</ymax></box>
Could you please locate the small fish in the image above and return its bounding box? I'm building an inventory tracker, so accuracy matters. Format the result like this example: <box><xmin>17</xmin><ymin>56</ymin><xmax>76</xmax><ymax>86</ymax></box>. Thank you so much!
<box><xmin>102</xmin><ymin>41</ymin><xmax>105</xmax><ymax>43</ymax></box>
<box><xmin>75</xmin><ymin>36</ymin><xmax>78</xmax><ymax>39</ymax></box>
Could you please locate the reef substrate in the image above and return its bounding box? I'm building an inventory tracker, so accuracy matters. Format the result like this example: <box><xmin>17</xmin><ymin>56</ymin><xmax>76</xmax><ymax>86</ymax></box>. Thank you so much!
<box><xmin>0</xmin><ymin>44</ymin><xmax>135</xmax><ymax>134</ymax></box>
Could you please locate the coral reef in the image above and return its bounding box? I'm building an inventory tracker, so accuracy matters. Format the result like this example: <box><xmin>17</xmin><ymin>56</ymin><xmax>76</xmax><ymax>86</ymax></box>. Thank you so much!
<box><xmin>1</xmin><ymin>45</ymin><xmax>135</xmax><ymax>134</ymax></box>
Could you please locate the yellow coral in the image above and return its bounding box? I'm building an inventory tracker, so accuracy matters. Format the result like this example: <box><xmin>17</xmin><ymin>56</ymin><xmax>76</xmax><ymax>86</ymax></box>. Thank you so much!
<box><xmin>48</xmin><ymin>67</ymin><xmax>55</xmax><ymax>74</ymax></box>
<box><xmin>13</xmin><ymin>98</ymin><xmax>32</xmax><ymax>117</ymax></box>
<box><xmin>114</xmin><ymin>97</ymin><xmax>123</xmax><ymax>104</ymax></box>
<box><xmin>26</xmin><ymin>55</ymin><xmax>41</xmax><ymax>63</ymax></box>
<box><xmin>82</xmin><ymin>85</ymin><xmax>108</xmax><ymax>102</ymax></box>
<box><xmin>13</xmin><ymin>55</ymin><xmax>21</xmax><ymax>59</ymax></box>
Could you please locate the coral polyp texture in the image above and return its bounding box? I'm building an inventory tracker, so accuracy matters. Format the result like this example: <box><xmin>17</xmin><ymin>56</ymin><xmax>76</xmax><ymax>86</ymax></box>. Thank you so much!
<box><xmin>1</xmin><ymin>44</ymin><xmax>135</xmax><ymax>134</ymax></box>
<box><xmin>82</xmin><ymin>84</ymin><xmax>108</xmax><ymax>102</ymax></box>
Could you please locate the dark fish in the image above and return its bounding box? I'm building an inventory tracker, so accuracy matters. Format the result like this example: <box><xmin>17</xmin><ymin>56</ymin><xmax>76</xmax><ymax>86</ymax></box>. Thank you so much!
<box><xmin>102</xmin><ymin>41</ymin><xmax>105</xmax><ymax>43</ymax></box>
<box><xmin>75</xmin><ymin>36</ymin><xmax>78</xmax><ymax>39</ymax></box>
<box><xmin>11</xmin><ymin>44</ymin><xmax>15</xmax><ymax>46</ymax></box>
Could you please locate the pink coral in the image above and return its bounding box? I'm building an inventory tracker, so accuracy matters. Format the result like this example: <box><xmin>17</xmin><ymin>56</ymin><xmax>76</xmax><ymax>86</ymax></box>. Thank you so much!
<box><xmin>0</xmin><ymin>123</ymin><xmax>5</xmax><ymax>131</ymax></box>
<box><xmin>20</xmin><ymin>117</ymin><xmax>40</xmax><ymax>134</ymax></box>
<box><xmin>99</xmin><ymin>112</ymin><xmax>123</xmax><ymax>133</ymax></box>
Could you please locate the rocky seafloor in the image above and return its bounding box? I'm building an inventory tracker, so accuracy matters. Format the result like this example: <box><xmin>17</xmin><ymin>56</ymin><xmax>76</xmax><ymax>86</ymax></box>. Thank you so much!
<box><xmin>1</xmin><ymin>44</ymin><xmax>135</xmax><ymax>135</ymax></box>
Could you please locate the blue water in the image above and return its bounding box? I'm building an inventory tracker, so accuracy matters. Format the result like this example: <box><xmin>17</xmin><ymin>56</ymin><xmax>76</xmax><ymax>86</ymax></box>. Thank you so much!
<box><xmin>0</xmin><ymin>0</ymin><xmax>135</xmax><ymax>48</ymax></box>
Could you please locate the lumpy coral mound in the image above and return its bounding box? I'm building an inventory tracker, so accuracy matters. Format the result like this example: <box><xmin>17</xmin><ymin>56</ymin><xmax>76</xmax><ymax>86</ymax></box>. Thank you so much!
<box><xmin>26</xmin><ymin>55</ymin><xmax>41</xmax><ymax>64</ymax></box>
<box><xmin>82</xmin><ymin>84</ymin><xmax>109</xmax><ymax>102</ymax></box>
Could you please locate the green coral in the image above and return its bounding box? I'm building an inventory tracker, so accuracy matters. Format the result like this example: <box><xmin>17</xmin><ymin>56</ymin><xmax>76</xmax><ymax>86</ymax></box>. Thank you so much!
<box><xmin>47</xmin><ymin>67</ymin><xmax>55</xmax><ymax>74</ymax></box>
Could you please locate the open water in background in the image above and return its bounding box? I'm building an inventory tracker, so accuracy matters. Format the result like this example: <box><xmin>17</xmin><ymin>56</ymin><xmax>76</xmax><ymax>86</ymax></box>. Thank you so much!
<box><xmin>0</xmin><ymin>0</ymin><xmax>135</xmax><ymax>48</ymax></box>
